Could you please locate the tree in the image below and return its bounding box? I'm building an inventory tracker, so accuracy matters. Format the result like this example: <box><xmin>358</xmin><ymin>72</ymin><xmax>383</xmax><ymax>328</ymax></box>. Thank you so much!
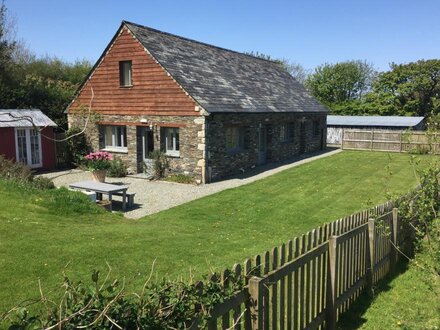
<box><xmin>369</xmin><ymin>59</ymin><xmax>440</xmax><ymax>117</ymax></box>
<box><xmin>0</xmin><ymin>2</ymin><xmax>92</xmax><ymax>128</ymax></box>
<box><xmin>14</xmin><ymin>56</ymin><xmax>92</xmax><ymax>127</ymax></box>
<box><xmin>278</xmin><ymin>59</ymin><xmax>309</xmax><ymax>84</ymax></box>
<box><xmin>304</xmin><ymin>60</ymin><xmax>376</xmax><ymax>111</ymax></box>
<box><xmin>244</xmin><ymin>51</ymin><xmax>309</xmax><ymax>84</ymax></box>
<box><xmin>0</xmin><ymin>1</ymin><xmax>17</xmax><ymax>107</ymax></box>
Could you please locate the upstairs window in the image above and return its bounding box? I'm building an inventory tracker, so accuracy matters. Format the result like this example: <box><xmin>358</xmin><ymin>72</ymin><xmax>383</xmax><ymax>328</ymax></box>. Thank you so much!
<box><xmin>226</xmin><ymin>127</ymin><xmax>245</xmax><ymax>153</ymax></box>
<box><xmin>103</xmin><ymin>125</ymin><xmax>127</xmax><ymax>151</ymax></box>
<box><xmin>119</xmin><ymin>61</ymin><xmax>132</xmax><ymax>86</ymax></box>
<box><xmin>161</xmin><ymin>127</ymin><xmax>180</xmax><ymax>157</ymax></box>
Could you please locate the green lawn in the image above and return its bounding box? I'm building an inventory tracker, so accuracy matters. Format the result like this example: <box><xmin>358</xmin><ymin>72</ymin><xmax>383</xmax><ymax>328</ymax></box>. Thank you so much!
<box><xmin>0</xmin><ymin>151</ymin><xmax>434</xmax><ymax>312</ymax></box>
<box><xmin>338</xmin><ymin>257</ymin><xmax>440</xmax><ymax>329</ymax></box>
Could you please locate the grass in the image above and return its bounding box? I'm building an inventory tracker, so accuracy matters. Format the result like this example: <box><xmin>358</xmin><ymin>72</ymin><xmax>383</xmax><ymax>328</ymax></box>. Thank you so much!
<box><xmin>163</xmin><ymin>174</ymin><xmax>195</xmax><ymax>184</ymax></box>
<box><xmin>338</xmin><ymin>255</ymin><xmax>440</xmax><ymax>329</ymax></box>
<box><xmin>0</xmin><ymin>151</ymin><xmax>435</xmax><ymax>312</ymax></box>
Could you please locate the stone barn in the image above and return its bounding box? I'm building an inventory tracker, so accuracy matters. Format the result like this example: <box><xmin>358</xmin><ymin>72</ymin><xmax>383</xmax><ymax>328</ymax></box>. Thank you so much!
<box><xmin>67</xmin><ymin>21</ymin><xmax>328</xmax><ymax>183</ymax></box>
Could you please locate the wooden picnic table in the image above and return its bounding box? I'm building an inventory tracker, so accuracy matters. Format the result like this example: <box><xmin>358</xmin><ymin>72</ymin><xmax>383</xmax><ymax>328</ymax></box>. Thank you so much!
<box><xmin>69</xmin><ymin>180</ymin><xmax>129</xmax><ymax>211</ymax></box>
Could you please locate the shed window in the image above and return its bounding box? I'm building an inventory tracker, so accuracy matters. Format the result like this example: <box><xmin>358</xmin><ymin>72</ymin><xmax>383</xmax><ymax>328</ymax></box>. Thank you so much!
<box><xmin>119</xmin><ymin>61</ymin><xmax>132</xmax><ymax>86</ymax></box>
<box><xmin>161</xmin><ymin>127</ymin><xmax>180</xmax><ymax>157</ymax></box>
<box><xmin>102</xmin><ymin>125</ymin><xmax>127</xmax><ymax>151</ymax></box>
<box><xmin>226</xmin><ymin>127</ymin><xmax>244</xmax><ymax>153</ymax></box>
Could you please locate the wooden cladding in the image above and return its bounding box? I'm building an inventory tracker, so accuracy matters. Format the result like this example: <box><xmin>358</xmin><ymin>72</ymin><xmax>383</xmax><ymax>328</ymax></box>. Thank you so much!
<box><xmin>68</xmin><ymin>27</ymin><xmax>198</xmax><ymax>116</ymax></box>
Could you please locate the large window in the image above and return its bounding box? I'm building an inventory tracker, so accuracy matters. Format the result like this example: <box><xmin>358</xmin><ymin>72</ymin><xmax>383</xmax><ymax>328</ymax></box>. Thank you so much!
<box><xmin>119</xmin><ymin>61</ymin><xmax>132</xmax><ymax>87</ymax></box>
<box><xmin>15</xmin><ymin>128</ymin><xmax>42</xmax><ymax>168</ymax></box>
<box><xmin>280</xmin><ymin>123</ymin><xmax>295</xmax><ymax>142</ymax></box>
<box><xmin>103</xmin><ymin>125</ymin><xmax>127</xmax><ymax>151</ymax></box>
<box><xmin>162</xmin><ymin>127</ymin><xmax>180</xmax><ymax>157</ymax></box>
<box><xmin>226</xmin><ymin>127</ymin><xmax>245</xmax><ymax>153</ymax></box>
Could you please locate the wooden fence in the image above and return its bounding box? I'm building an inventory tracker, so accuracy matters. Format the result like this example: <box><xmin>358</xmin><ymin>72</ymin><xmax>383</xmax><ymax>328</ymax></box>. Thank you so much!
<box><xmin>341</xmin><ymin>129</ymin><xmax>440</xmax><ymax>154</ymax></box>
<box><xmin>54</xmin><ymin>132</ymin><xmax>69</xmax><ymax>168</ymax></box>
<box><xmin>193</xmin><ymin>200</ymin><xmax>411</xmax><ymax>329</ymax></box>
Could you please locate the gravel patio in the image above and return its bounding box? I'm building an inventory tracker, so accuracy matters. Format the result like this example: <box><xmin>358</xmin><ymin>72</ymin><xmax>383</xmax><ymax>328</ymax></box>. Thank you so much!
<box><xmin>41</xmin><ymin>149</ymin><xmax>341</xmax><ymax>219</ymax></box>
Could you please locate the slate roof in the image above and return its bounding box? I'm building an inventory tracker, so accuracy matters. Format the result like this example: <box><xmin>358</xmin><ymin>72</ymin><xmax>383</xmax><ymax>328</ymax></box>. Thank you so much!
<box><xmin>327</xmin><ymin>115</ymin><xmax>425</xmax><ymax>127</ymax></box>
<box><xmin>0</xmin><ymin>109</ymin><xmax>56</xmax><ymax>128</ymax></box>
<box><xmin>124</xmin><ymin>21</ymin><xmax>327</xmax><ymax>114</ymax></box>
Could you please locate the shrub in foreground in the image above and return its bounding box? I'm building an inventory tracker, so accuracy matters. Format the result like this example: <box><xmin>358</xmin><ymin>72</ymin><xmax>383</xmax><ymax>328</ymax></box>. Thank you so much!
<box><xmin>0</xmin><ymin>155</ymin><xmax>54</xmax><ymax>190</ymax></box>
<box><xmin>1</xmin><ymin>269</ymin><xmax>241</xmax><ymax>329</ymax></box>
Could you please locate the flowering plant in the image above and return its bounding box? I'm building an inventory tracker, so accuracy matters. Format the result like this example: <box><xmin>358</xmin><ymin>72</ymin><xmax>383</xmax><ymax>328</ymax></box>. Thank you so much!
<box><xmin>83</xmin><ymin>151</ymin><xmax>113</xmax><ymax>171</ymax></box>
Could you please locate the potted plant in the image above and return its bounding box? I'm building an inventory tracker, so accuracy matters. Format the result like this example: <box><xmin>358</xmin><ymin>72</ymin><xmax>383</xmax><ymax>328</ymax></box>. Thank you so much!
<box><xmin>83</xmin><ymin>151</ymin><xmax>113</xmax><ymax>182</ymax></box>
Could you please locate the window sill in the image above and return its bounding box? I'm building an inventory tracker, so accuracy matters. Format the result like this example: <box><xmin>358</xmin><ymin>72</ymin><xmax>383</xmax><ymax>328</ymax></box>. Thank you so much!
<box><xmin>165</xmin><ymin>151</ymin><xmax>180</xmax><ymax>158</ymax></box>
<box><xmin>226</xmin><ymin>148</ymin><xmax>244</xmax><ymax>155</ymax></box>
<box><xmin>102</xmin><ymin>147</ymin><xmax>128</xmax><ymax>154</ymax></box>
<box><xmin>119</xmin><ymin>85</ymin><xmax>133</xmax><ymax>88</ymax></box>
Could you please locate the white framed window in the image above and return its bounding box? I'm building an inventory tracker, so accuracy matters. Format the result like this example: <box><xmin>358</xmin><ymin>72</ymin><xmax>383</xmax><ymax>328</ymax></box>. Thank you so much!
<box><xmin>103</xmin><ymin>125</ymin><xmax>127</xmax><ymax>152</ymax></box>
<box><xmin>119</xmin><ymin>61</ymin><xmax>132</xmax><ymax>87</ymax></box>
<box><xmin>162</xmin><ymin>127</ymin><xmax>180</xmax><ymax>157</ymax></box>
<box><xmin>226</xmin><ymin>127</ymin><xmax>245</xmax><ymax>153</ymax></box>
<box><xmin>15</xmin><ymin>127</ymin><xmax>42</xmax><ymax>168</ymax></box>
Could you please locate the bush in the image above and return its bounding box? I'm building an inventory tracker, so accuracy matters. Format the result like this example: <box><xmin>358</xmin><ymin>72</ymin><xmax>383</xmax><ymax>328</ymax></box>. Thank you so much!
<box><xmin>1</xmin><ymin>269</ymin><xmax>242</xmax><ymax>329</ymax></box>
<box><xmin>31</xmin><ymin>176</ymin><xmax>55</xmax><ymax>190</ymax></box>
<box><xmin>66</xmin><ymin>126</ymin><xmax>91</xmax><ymax>166</ymax></box>
<box><xmin>107</xmin><ymin>157</ymin><xmax>127</xmax><ymax>177</ymax></box>
<box><xmin>148</xmin><ymin>150</ymin><xmax>169</xmax><ymax>179</ymax></box>
<box><xmin>0</xmin><ymin>155</ymin><xmax>33</xmax><ymax>182</ymax></box>
<box><xmin>0</xmin><ymin>155</ymin><xmax>55</xmax><ymax>190</ymax></box>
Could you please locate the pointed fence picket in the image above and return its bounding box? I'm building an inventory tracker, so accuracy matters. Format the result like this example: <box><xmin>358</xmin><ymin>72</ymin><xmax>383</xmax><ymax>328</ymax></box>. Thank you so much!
<box><xmin>191</xmin><ymin>198</ymin><xmax>411</xmax><ymax>329</ymax></box>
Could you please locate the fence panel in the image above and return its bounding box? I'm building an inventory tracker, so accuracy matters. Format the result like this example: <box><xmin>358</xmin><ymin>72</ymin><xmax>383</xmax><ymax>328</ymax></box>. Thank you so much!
<box><xmin>204</xmin><ymin>202</ymin><xmax>407</xmax><ymax>330</ymax></box>
<box><xmin>341</xmin><ymin>129</ymin><xmax>440</xmax><ymax>154</ymax></box>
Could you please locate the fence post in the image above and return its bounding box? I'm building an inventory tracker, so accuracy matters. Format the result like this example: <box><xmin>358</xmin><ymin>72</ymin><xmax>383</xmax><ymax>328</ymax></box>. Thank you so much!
<box><xmin>399</xmin><ymin>132</ymin><xmax>403</xmax><ymax>152</ymax></box>
<box><xmin>249</xmin><ymin>276</ymin><xmax>264</xmax><ymax>330</ymax></box>
<box><xmin>341</xmin><ymin>129</ymin><xmax>345</xmax><ymax>149</ymax></box>
<box><xmin>370</xmin><ymin>130</ymin><xmax>374</xmax><ymax>151</ymax></box>
<box><xmin>366</xmin><ymin>218</ymin><xmax>375</xmax><ymax>297</ymax></box>
<box><xmin>326</xmin><ymin>236</ymin><xmax>338</xmax><ymax>330</ymax></box>
<box><xmin>391</xmin><ymin>208</ymin><xmax>399</xmax><ymax>273</ymax></box>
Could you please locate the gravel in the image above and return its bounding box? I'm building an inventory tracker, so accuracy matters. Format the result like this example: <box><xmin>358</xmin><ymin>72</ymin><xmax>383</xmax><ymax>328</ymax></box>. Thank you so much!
<box><xmin>41</xmin><ymin>149</ymin><xmax>341</xmax><ymax>219</ymax></box>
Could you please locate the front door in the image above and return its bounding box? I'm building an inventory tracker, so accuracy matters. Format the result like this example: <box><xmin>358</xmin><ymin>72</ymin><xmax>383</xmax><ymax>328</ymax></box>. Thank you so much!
<box><xmin>141</xmin><ymin>127</ymin><xmax>154</xmax><ymax>161</ymax></box>
<box><xmin>15</xmin><ymin>128</ymin><xmax>42</xmax><ymax>168</ymax></box>
<box><xmin>257</xmin><ymin>125</ymin><xmax>267</xmax><ymax>165</ymax></box>
<box><xmin>140</xmin><ymin>127</ymin><xmax>155</xmax><ymax>175</ymax></box>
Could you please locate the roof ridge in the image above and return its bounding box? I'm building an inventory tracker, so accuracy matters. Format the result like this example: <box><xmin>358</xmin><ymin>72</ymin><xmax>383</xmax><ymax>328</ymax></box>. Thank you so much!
<box><xmin>122</xmin><ymin>20</ymin><xmax>280</xmax><ymax>65</ymax></box>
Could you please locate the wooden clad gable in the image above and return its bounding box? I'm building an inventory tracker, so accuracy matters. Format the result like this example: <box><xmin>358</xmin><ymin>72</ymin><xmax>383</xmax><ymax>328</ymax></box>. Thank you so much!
<box><xmin>67</xmin><ymin>27</ymin><xmax>198</xmax><ymax>116</ymax></box>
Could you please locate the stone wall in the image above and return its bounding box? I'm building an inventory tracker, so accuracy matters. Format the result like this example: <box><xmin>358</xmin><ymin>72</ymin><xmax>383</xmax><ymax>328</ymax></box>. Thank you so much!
<box><xmin>206</xmin><ymin>112</ymin><xmax>327</xmax><ymax>181</ymax></box>
<box><xmin>68</xmin><ymin>114</ymin><xmax>206</xmax><ymax>183</ymax></box>
<box><xmin>68</xmin><ymin>112</ymin><xmax>327</xmax><ymax>184</ymax></box>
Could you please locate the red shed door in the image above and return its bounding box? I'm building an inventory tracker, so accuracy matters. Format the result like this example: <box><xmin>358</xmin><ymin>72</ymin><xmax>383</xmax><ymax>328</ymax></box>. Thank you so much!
<box><xmin>15</xmin><ymin>128</ymin><xmax>42</xmax><ymax>168</ymax></box>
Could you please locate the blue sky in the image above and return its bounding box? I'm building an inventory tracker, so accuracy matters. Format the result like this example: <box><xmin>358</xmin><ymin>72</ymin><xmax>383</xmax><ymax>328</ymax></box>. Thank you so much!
<box><xmin>6</xmin><ymin>0</ymin><xmax>440</xmax><ymax>71</ymax></box>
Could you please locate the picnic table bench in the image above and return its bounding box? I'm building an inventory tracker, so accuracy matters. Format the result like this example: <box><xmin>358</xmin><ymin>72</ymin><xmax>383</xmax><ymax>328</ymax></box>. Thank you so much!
<box><xmin>68</xmin><ymin>181</ymin><xmax>133</xmax><ymax>211</ymax></box>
